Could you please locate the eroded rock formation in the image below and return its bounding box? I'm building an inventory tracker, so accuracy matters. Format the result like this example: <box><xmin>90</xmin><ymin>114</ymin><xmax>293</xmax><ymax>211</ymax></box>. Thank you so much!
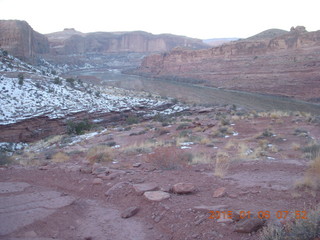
<box><xmin>0</xmin><ymin>20</ymin><xmax>49</xmax><ymax>60</ymax></box>
<box><xmin>135</xmin><ymin>27</ymin><xmax>320</xmax><ymax>101</ymax></box>
<box><xmin>46</xmin><ymin>29</ymin><xmax>207</xmax><ymax>55</ymax></box>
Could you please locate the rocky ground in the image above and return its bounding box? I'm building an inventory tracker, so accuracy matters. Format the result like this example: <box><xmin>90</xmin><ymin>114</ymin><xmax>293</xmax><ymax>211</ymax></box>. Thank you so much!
<box><xmin>1</xmin><ymin>107</ymin><xmax>320</xmax><ymax>240</ymax></box>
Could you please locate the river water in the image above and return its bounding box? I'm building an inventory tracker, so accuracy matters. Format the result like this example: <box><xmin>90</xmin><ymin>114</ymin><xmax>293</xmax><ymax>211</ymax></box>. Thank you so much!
<box><xmin>69</xmin><ymin>69</ymin><xmax>320</xmax><ymax>114</ymax></box>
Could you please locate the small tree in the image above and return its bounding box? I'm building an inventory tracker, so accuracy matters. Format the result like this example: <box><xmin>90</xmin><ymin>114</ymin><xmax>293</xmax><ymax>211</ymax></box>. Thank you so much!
<box><xmin>18</xmin><ymin>73</ymin><xmax>24</xmax><ymax>85</ymax></box>
<box><xmin>66</xmin><ymin>78</ymin><xmax>75</xmax><ymax>87</ymax></box>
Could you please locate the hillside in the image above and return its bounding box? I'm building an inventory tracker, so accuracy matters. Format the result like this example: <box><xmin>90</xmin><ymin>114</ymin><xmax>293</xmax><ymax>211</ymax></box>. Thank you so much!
<box><xmin>134</xmin><ymin>26</ymin><xmax>320</xmax><ymax>102</ymax></box>
<box><xmin>0</xmin><ymin>50</ymin><xmax>186</xmax><ymax>142</ymax></box>
<box><xmin>247</xmin><ymin>28</ymin><xmax>288</xmax><ymax>40</ymax></box>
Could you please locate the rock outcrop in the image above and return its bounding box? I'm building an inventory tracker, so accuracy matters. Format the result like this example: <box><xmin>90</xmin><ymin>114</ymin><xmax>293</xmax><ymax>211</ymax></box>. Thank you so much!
<box><xmin>46</xmin><ymin>29</ymin><xmax>208</xmax><ymax>55</ymax></box>
<box><xmin>134</xmin><ymin>27</ymin><xmax>320</xmax><ymax>102</ymax></box>
<box><xmin>0</xmin><ymin>20</ymin><xmax>49</xmax><ymax>60</ymax></box>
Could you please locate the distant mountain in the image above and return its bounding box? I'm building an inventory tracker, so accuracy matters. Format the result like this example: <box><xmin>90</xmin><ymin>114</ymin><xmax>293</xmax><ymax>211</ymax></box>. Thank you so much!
<box><xmin>203</xmin><ymin>38</ymin><xmax>239</xmax><ymax>46</ymax></box>
<box><xmin>0</xmin><ymin>20</ymin><xmax>210</xmax><ymax>70</ymax></box>
<box><xmin>246</xmin><ymin>28</ymin><xmax>288</xmax><ymax>40</ymax></box>
<box><xmin>46</xmin><ymin>29</ymin><xmax>209</xmax><ymax>55</ymax></box>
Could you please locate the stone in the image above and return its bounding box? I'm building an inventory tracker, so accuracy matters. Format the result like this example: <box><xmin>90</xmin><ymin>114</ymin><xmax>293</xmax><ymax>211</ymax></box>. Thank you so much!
<box><xmin>193</xmin><ymin>205</ymin><xmax>228</xmax><ymax>212</ymax></box>
<box><xmin>171</xmin><ymin>183</ymin><xmax>195</xmax><ymax>194</ymax></box>
<box><xmin>133</xmin><ymin>162</ymin><xmax>141</xmax><ymax>167</ymax></box>
<box><xmin>143</xmin><ymin>191</ymin><xmax>170</xmax><ymax>201</ymax></box>
<box><xmin>80</xmin><ymin>166</ymin><xmax>92</xmax><ymax>174</ymax></box>
<box><xmin>24</xmin><ymin>230</ymin><xmax>37</xmax><ymax>237</ymax></box>
<box><xmin>0</xmin><ymin>182</ymin><xmax>30</xmax><ymax>194</ymax></box>
<box><xmin>92</xmin><ymin>178</ymin><xmax>103</xmax><ymax>185</ymax></box>
<box><xmin>105</xmin><ymin>182</ymin><xmax>129</xmax><ymax>197</ymax></box>
<box><xmin>133</xmin><ymin>183</ymin><xmax>159</xmax><ymax>195</ymax></box>
<box><xmin>234</xmin><ymin>218</ymin><xmax>266</xmax><ymax>233</ymax></box>
<box><xmin>121</xmin><ymin>207</ymin><xmax>139</xmax><ymax>218</ymax></box>
<box><xmin>213</xmin><ymin>187</ymin><xmax>226</xmax><ymax>198</ymax></box>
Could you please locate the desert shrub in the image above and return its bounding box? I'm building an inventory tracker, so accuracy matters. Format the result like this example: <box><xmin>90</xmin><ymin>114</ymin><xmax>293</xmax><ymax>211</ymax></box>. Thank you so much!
<box><xmin>179</xmin><ymin>130</ymin><xmax>192</xmax><ymax>138</ymax></box>
<box><xmin>212</xmin><ymin>127</ymin><xmax>234</xmax><ymax>137</ymax></box>
<box><xmin>129</xmin><ymin>129</ymin><xmax>148</xmax><ymax>136</ymax></box>
<box><xmin>260</xmin><ymin>208</ymin><xmax>320</xmax><ymax>240</ymax></box>
<box><xmin>51</xmin><ymin>152</ymin><xmax>70</xmax><ymax>163</ymax></box>
<box><xmin>53</xmin><ymin>77</ymin><xmax>62</xmax><ymax>85</ymax></box>
<box><xmin>126</xmin><ymin>116</ymin><xmax>139</xmax><ymax>125</ymax></box>
<box><xmin>220</xmin><ymin>118</ymin><xmax>231</xmax><ymax>126</ymax></box>
<box><xmin>153</xmin><ymin>128</ymin><xmax>170</xmax><ymax>137</ymax></box>
<box><xmin>293</xmin><ymin>128</ymin><xmax>309</xmax><ymax>137</ymax></box>
<box><xmin>67</xmin><ymin>119</ymin><xmax>92</xmax><ymax>135</ymax></box>
<box><xmin>153</xmin><ymin>113</ymin><xmax>174</xmax><ymax>124</ymax></box>
<box><xmin>214</xmin><ymin>152</ymin><xmax>229</xmax><ymax>178</ymax></box>
<box><xmin>302</xmin><ymin>142</ymin><xmax>320</xmax><ymax>160</ymax></box>
<box><xmin>0</xmin><ymin>152</ymin><xmax>13</xmax><ymax>166</ymax></box>
<box><xmin>86</xmin><ymin>146</ymin><xmax>113</xmax><ymax>164</ymax></box>
<box><xmin>18</xmin><ymin>73</ymin><xmax>24</xmax><ymax>85</ymax></box>
<box><xmin>66</xmin><ymin>78</ymin><xmax>75</xmax><ymax>86</ymax></box>
<box><xmin>261</xmin><ymin>128</ymin><xmax>274</xmax><ymax>137</ymax></box>
<box><xmin>105</xmin><ymin>141</ymin><xmax>117</xmax><ymax>147</ymax></box>
<box><xmin>176</xmin><ymin>123</ymin><xmax>191</xmax><ymax>130</ymax></box>
<box><xmin>147</xmin><ymin>146</ymin><xmax>192</xmax><ymax>170</ymax></box>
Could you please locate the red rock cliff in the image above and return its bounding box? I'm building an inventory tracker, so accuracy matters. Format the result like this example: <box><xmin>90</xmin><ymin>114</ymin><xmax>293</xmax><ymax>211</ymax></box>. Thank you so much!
<box><xmin>46</xmin><ymin>29</ymin><xmax>208</xmax><ymax>55</ymax></box>
<box><xmin>136</xmin><ymin>27</ymin><xmax>320</xmax><ymax>102</ymax></box>
<box><xmin>0</xmin><ymin>20</ymin><xmax>49</xmax><ymax>60</ymax></box>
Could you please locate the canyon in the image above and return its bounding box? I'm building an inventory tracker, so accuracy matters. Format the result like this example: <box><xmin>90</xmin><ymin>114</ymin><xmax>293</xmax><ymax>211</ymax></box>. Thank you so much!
<box><xmin>0</xmin><ymin>20</ymin><xmax>208</xmax><ymax>69</ymax></box>
<box><xmin>134</xmin><ymin>26</ymin><xmax>320</xmax><ymax>102</ymax></box>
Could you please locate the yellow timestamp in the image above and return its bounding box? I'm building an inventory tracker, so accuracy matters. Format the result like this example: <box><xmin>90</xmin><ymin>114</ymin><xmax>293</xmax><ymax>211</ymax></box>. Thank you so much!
<box><xmin>208</xmin><ymin>210</ymin><xmax>308</xmax><ymax>220</ymax></box>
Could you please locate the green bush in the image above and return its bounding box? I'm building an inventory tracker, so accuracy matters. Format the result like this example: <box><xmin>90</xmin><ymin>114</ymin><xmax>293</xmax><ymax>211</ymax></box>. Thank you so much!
<box><xmin>126</xmin><ymin>116</ymin><xmax>139</xmax><ymax>125</ymax></box>
<box><xmin>66</xmin><ymin>78</ymin><xmax>75</xmax><ymax>87</ymax></box>
<box><xmin>18</xmin><ymin>73</ymin><xmax>24</xmax><ymax>85</ymax></box>
<box><xmin>66</xmin><ymin>119</ymin><xmax>92</xmax><ymax>135</ymax></box>
<box><xmin>53</xmin><ymin>77</ymin><xmax>62</xmax><ymax>85</ymax></box>
<box><xmin>0</xmin><ymin>152</ymin><xmax>13</xmax><ymax>166</ymax></box>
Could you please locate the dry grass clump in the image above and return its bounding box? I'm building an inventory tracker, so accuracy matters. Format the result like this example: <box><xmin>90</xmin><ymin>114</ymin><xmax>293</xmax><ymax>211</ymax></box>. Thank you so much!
<box><xmin>214</xmin><ymin>151</ymin><xmax>230</xmax><ymax>178</ymax></box>
<box><xmin>291</xmin><ymin>143</ymin><xmax>301</xmax><ymax>151</ymax></box>
<box><xmin>260</xmin><ymin>207</ymin><xmax>320</xmax><ymax>240</ymax></box>
<box><xmin>295</xmin><ymin>141</ymin><xmax>320</xmax><ymax>190</ymax></box>
<box><xmin>191</xmin><ymin>153</ymin><xmax>212</xmax><ymax>164</ymax></box>
<box><xmin>52</xmin><ymin>151</ymin><xmax>70</xmax><ymax>163</ymax></box>
<box><xmin>86</xmin><ymin>146</ymin><xmax>113</xmax><ymax>164</ymax></box>
<box><xmin>147</xmin><ymin>146</ymin><xmax>192</xmax><ymax>170</ymax></box>
<box><xmin>122</xmin><ymin>140</ymin><xmax>168</xmax><ymax>155</ymax></box>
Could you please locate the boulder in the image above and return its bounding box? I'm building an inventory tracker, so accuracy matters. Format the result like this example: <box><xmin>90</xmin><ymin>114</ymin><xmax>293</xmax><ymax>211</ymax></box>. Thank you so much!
<box><xmin>121</xmin><ymin>207</ymin><xmax>139</xmax><ymax>218</ymax></box>
<box><xmin>171</xmin><ymin>183</ymin><xmax>195</xmax><ymax>194</ymax></box>
<box><xmin>213</xmin><ymin>187</ymin><xmax>226</xmax><ymax>198</ymax></box>
<box><xmin>143</xmin><ymin>191</ymin><xmax>170</xmax><ymax>201</ymax></box>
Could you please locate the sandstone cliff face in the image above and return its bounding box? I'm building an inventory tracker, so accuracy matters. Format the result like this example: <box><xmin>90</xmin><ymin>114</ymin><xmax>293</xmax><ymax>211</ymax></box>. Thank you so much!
<box><xmin>46</xmin><ymin>29</ymin><xmax>208</xmax><ymax>55</ymax></box>
<box><xmin>0</xmin><ymin>20</ymin><xmax>49</xmax><ymax>60</ymax></box>
<box><xmin>136</xmin><ymin>28</ymin><xmax>320</xmax><ymax>102</ymax></box>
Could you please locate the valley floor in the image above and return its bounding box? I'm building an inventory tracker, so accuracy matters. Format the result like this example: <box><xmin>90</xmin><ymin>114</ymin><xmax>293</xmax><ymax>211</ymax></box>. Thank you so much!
<box><xmin>1</xmin><ymin>107</ymin><xmax>320</xmax><ymax>240</ymax></box>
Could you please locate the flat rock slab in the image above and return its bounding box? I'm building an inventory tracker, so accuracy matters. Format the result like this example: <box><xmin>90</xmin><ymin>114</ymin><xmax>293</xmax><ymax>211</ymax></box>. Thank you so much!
<box><xmin>143</xmin><ymin>191</ymin><xmax>170</xmax><ymax>201</ymax></box>
<box><xmin>193</xmin><ymin>205</ymin><xmax>228</xmax><ymax>212</ymax></box>
<box><xmin>0</xmin><ymin>182</ymin><xmax>75</xmax><ymax>236</ymax></box>
<box><xmin>133</xmin><ymin>183</ymin><xmax>159</xmax><ymax>195</ymax></box>
<box><xmin>0</xmin><ymin>182</ymin><xmax>30</xmax><ymax>194</ymax></box>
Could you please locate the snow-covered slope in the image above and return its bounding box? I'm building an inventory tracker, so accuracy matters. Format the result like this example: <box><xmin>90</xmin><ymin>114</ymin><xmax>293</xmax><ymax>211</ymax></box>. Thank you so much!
<box><xmin>0</xmin><ymin>50</ymin><xmax>186</xmax><ymax>125</ymax></box>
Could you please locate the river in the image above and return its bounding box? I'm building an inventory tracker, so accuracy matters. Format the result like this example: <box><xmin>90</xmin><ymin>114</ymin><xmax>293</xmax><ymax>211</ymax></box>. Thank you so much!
<box><xmin>68</xmin><ymin>69</ymin><xmax>320</xmax><ymax>114</ymax></box>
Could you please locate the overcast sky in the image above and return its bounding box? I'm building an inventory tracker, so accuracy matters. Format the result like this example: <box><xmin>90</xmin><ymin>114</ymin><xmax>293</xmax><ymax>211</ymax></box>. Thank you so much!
<box><xmin>1</xmin><ymin>0</ymin><xmax>319</xmax><ymax>39</ymax></box>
